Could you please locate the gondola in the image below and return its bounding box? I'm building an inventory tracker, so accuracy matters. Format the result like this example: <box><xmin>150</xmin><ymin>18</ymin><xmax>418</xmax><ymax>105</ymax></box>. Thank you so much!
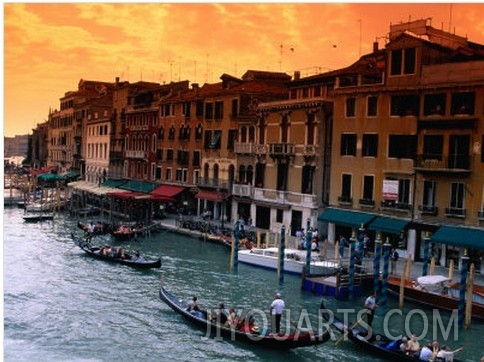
<box><xmin>70</xmin><ymin>233</ymin><xmax>161</xmax><ymax>269</ymax></box>
<box><xmin>159</xmin><ymin>286</ymin><xmax>331</xmax><ymax>349</ymax></box>
<box><xmin>319</xmin><ymin>302</ymin><xmax>463</xmax><ymax>362</ymax></box>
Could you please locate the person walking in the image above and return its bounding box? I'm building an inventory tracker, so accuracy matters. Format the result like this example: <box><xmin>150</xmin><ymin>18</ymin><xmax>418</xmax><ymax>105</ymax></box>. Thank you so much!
<box><xmin>390</xmin><ymin>248</ymin><xmax>399</xmax><ymax>275</ymax></box>
<box><xmin>270</xmin><ymin>292</ymin><xmax>285</xmax><ymax>334</ymax></box>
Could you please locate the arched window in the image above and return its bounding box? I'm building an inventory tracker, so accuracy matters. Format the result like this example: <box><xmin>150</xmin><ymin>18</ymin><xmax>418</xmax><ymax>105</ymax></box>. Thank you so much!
<box><xmin>246</xmin><ymin>165</ymin><xmax>254</xmax><ymax>185</ymax></box>
<box><xmin>238</xmin><ymin>165</ymin><xmax>246</xmax><ymax>183</ymax></box>
<box><xmin>241</xmin><ymin>126</ymin><xmax>247</xmax><ymax>142</ymax></box>
<box><xmin>152</xmin><ymin>134</ymin><xmax>157</xmax><ymax>152</ymax></box>
<box><xmin>213</xmin><ymin>163</ymin><xmax>219</xmax><ymax>183</ymax></box>
<box><xmin>248</xmin><ymin>126</ymin><xmax>255</xmax><ymax>142</ymax></box>
<box><xmin>203</xmin><ymin>163</ymin><xmax>209</xmax><ymax>180</ymax></box>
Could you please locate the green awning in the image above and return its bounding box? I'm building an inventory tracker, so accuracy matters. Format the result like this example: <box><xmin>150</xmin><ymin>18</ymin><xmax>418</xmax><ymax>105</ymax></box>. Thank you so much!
<box><xmin>318</xmin><ymin>208</ymin><xmax>376</xmax><ymax>228</ymax></box>
<box><xmin>37</xmin><ymin>173</ymin><xmax>64</xmax><ymax>181</ymax></box>
<box><xmin>431</xmin><ymin>226</ymin><xmax>484</xmax><ymax>249</ymax></box>
<box><xmin>101</xmin><ymin>179</ymin><xmax>127</xmax><ymax>188</ymax></box>
<box><xmin>367</xmin><ymin>216</ymin><xmax>410</xmax><ymax>234</ymax></box>
<box><xmin>62</xmin><ymin>172</ymin><xmax>80</xmax><ymax>180</ymax></box>
<box><xmin>119</xmin><ymin>180</ymin><xmax>158</xmax><ymax>193</ymax></box>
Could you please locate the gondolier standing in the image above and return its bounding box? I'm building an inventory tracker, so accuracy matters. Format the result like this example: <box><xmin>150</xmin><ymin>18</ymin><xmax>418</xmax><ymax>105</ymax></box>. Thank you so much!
<box><xmin>364</xmin><ymin>291</ymin><xmax>378</xmax><ymax>327</ymax></box>
<box><xmin>270</xmin><ymin>292</ymin><xmax>285</xmax><ymax>334</ymax></box>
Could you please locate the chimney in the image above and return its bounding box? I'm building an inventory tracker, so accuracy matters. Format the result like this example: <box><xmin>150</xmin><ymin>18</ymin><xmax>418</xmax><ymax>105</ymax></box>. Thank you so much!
<box><xmin>373</xmin><ymin>41</ymin><xmax>379</xmax><ymax>53</ymax></box>
<box><xmin>192</xmin><ymin>83</ymin><xmax>199</xmax><ymax>90</ymax></box>
<box><xmin>294</xmin><ymin>71</ymin><xmax>300</xmax><ymax>81</ymax></box>
<box><xmin>115</xmin><ymin>77</ymin><xmax>119</xmax><ymax>86</ymax></box>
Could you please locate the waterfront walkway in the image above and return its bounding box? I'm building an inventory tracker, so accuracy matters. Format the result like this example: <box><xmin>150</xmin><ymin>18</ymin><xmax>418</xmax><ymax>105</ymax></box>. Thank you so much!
<box><xmin>157</xmin><ymin>213</ymin><xmax>484</xmax><ymax>287</ymax></box>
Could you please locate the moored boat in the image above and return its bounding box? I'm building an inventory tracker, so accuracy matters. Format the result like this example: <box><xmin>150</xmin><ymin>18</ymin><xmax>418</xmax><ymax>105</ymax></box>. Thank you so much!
<box><xmin>159</xmin><ymin>286</ymin><xmax>331</xmax><ymax>349</ymax></box>
<box><xmin>109</xmin><ymin>222</ymin><xmax>161</xmax><ymax>241</ymax></box>
<box><xmin>23</xmin><ymin>213</ymin><xmax>54</xmax><ymax>222</ymax></box>
<box><xmin>238</xmin><ymin>247</ymin><xmax>340</xmax><ymax>275</ymax></box>
<box><xmin>70</xmin><ymin>233</ymin><xmax>161</xmax><ymax>269</ymax></box>
<box><xmin>387</xmin><ymin>275</ymin><xmax>484</xmax><ymax>321</ymax></box>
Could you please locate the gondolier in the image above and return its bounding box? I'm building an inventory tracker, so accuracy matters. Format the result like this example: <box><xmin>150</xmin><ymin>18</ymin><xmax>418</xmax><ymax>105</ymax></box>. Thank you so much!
<box><xmin>364</xmin><ymin>291</ymin><xmax>378</xmax><ymax>327</ymax></box>
<box><xmin>270</xmin><ymin>292</ymin><xmax>285</xmax><ymax>334</ymax></box>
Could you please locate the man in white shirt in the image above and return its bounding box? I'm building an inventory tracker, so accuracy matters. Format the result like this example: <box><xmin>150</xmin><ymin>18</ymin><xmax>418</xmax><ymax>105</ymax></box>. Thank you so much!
<box><xmin>364</xmin><ymin>291</ymin><xmax>378</xmax><ymax>327</ymax></box>
<box><xmin>270</xmin><ymin>292</ymin><xmax>285</xmax><ymax>334</ymax></box>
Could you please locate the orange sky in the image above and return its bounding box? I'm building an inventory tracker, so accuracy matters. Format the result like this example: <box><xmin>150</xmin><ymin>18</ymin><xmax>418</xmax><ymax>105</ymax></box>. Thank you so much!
<box><xmin>3</xmin><ymin>3</ymin><xmax>484</xmax><ymax>137</ymax></box>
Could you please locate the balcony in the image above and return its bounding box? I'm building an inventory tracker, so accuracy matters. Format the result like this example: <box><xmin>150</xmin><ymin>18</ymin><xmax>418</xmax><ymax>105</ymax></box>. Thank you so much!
<box><xmin>234</xmin><ymin>142</ymin><xmax>255</xmax><ymax>155</ymax></box>
<box><xmin>196</xmin><ymin>177</ymin><xmax>230</xmax><ymax>191</ymax></box>
<box><xmin>381</xmin><ymin>200</ymin><xmax>412</xmax><ymax>213</ymax></box>
<box><xmin>418</xmin><ymin>205</ymin><xmax>438</xmax><ymax>216</ymax></box>
<box><xmin>125</xmin><ymin>150</ymin><xmax>147</xmax><ymax>159</ymax></box>
<box><xmin>445</xmin><ymin>207</ymin><xmax>466</xmax><ymax>218</ymax></box>
<box><xmin>269</xmin><ymin>143</ymin><xmax>295</xmax><ymax>158</ymax></box>
<box><xmin>255</xmin><ymin>144</ymin><xmax>268</xmax><ymax>155</ymax></box>
<box><xmin>415</xmin><ymin>155</ymin><xmax>472</xmax><ymax>174</ymax></box>
<box><xmin>232</xmin><ymin>183</ymin><xmax>254</xmax><ymax>198</ymax></box>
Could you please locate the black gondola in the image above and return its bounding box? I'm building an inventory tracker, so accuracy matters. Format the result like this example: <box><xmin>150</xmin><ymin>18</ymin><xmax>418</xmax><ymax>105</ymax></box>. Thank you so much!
<box><xmin>159</xmin><ymin>286</ymin><xmax>331</xmax><ymax>349</ymax></box>
<box><xmin>70</xmin><ymin>233</ymin><xmax>161</xmax><ymax>269</ymax></box>
<box><xmin>319</xmin><ymin>302</ymin><xmax>463</xmax><ymax>362</ymax></box>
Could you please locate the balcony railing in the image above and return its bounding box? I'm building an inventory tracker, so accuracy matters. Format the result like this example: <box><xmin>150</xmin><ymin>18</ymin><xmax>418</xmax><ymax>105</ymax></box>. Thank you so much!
<box><xmin>125</xmin><ymin>150</ymin><xmax>147</xmax><ymax>159</ymax></box>
<box><xmin>232</xmin><ymin>183</ymin><xmax>253</xmax><ymax>198</ymax></box>
<box><xmin>109</xmin><ymin>151</ymin><xmax>123</xmax><ymax>160</ymax></box>
<box><xmin>255</xmin><ymin>144</ymin><xmax>268</xmax><ymax>155</ymax></box>
<box><xmin>445</xmin><ymin>207</ymin><xmax>466</xmax><ymax>218</ymax></box>
<box><xmin>234</xmin><ymin>142</ymin><xmax>255</xmax><ymax>154</ymax></box>
<box><xmin>359</xmin><ymin>198</ymin><xmax>375</xmax><ymax>207</ymax></box>
<box><xmin>269</xmin><ymin>143</ymin><xmax>295</xmax><ymax>157</ymax></box>
<box><xmin>418</xmin><ymin>205</ymin><xmax>438</xmax><ymax>216</ymax></box>
<box><xmin>415</xmin><ymin>155</ymin><xmax>472</xmax><ymax>171</ymax></box>
<box><xmin>196</xmin><ymin>177</ymin><xmax>231</xmax><ymax>190</ymax></box>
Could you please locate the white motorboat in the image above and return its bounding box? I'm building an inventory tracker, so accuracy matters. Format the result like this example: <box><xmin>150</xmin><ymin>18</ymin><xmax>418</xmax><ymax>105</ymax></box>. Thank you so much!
<box><xmin>238</xmin><ymin>247</ymin><xmax>340</xmax><ymax>275</ymax></box>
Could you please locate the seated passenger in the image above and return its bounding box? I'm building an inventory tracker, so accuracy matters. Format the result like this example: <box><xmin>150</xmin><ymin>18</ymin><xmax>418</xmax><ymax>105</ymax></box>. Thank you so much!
<box><xmin>420</xmin><ymin>343</ymin><xmax>433</xmax><ymax>361</ymax></box>
<box><xmin>224</xmin><ymin>308</ymin><xmax>238</xmax><ymax>328</ymax></box>
<box><xmin>406</xmin><ymin>334</ymin><xmax>421</xmax><ymax>358</ymax></box>
<box><xmin>188</xmin><ymin>296</ymin><xmax>201</xmax><ymax>312</ymax></box>
<box><xmin>214</xmin><ymin>303</ymin><xmax>228</xmax><ymax>325</ymax></box>
<box><xmin>238</xmin><ymin>315</ymin><xmax>259</xmax><ymax>334</ymax></box>
<box><xmin>399</xmin><ymin>336</ymin><xmax>409</xmax><ymax>353</ymax></box>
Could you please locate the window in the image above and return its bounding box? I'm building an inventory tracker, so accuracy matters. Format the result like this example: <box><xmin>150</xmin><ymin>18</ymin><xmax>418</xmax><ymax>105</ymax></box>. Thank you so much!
<box><xmin>388</xmin><ymin>135</ymin><xmax>417</xmax><ymax>159</ymax></box>
<box><xmin>421</xmin><ymin>180</ymin><xmax>436</xmax><ymax>214</ymax></box>
<box><xmin>205</xmin><ymin>102</ymin><xmax>213</xmax><ymax>120</ymax></box>
<box><xmin>449</xmin><ymin>135</ymin><xmax>470</xmax><ymax>169</ymax></box>
<box><xmin>204</xmin><ymin>130</ymin><xmax>212</xmax><ymax>149</ymax></box>
<box><xmin>301</xmin><ymin>165</ymin><xmax>314</xmax><ymax>194</ymax></box>
<box><xmin>340</xmin><ymin>174</ymin><xmax>352</xmax><ymax>203</ymax></box>
<box><xmin>424</xmin><ymin>93</ymin><xmax>446</xmax><ymax>116</ymax></box>
<box><xmin>302</xmin><ymin>87</ymin><xmax>309</xmax><ymax>98</ymax></box>
<box><xmin>166</xmin><ymin>168</ymin><xmax>172</xmax><ymax>182</ymax></box>
<box><xmin>156</xmin><ymin>166</ymin><xmax>162</xmax><ymax>180</ymax></box>
<box><xmin>231</xmin><ymin>99</ymin><xmax>238</xmax><ymax>117</ymax></box>
<box><xmin>398</xmin><ymin>179</ymin><xmax>411</xmax><ymax>207</ymax></box>
<box><xmin>276</xmin><ymin>209</ymin><xmax>283</xmax><ymax>223</ymax></box>
<box><xmin>362</xmin><ymin>175</ymin><xmax>374</xmax><ymax>204</ymax></box>
<box><xmin>391</xmin><ymin>47</ymin><xmax>415</xmax><ymax>75</ymax></box>
<box><xmin>346</xmin><ymin>97</ymin><xmax>356</xmax><ymax>117</ymax></box>
<box><xmin>255</xmin><ymin>163</ymin><xmax>265</xmax><ymax>188</ymax></box>
<box><xmin>182</xmin><ymin>101</ymin><xmax>191</xmax><ymax>117</ymax></box>
<box><xmin>228</xmin><ymin>129</ymin><xmax>237</xmax><ymax>150</ymax></box>
<box><xmin>314</xmin><ymin>86</ymin><xmax>321</xmax><ymax>97</ymax></box>
<box><xmin>193</xmin><ymin>151</ymin><xmax>200</xmax><ymax>167</ymax></box>
<box><xmin>423</xmin><ymin>135</ymin><xmax>443</xmax><ymax>160</ymax></box>
<box><xmin>362</xmin><ymin>134</ymin><xmax>378</xmax><ymax>157</ymax></box>
<box><xmin>156</xmin><ymin>148</ymin><xmax>163</xmax><ymax>160</ymax></box>
<box><xmin>210</xmin><ymin>130</ymin><xmax>222</xmax><ymax>149</ymax></box>
<box><xmin>307</xmin><ymin>113</ymin><xmax>316</xmax><ymax>145</ymax></box>
<box><xmin>215</xmin><ymin>101</ymin><xmax>224</xmax><ymax>120</ymax></box>
<box><xmin>390</xmin><ymin>94</ymin><xmax>420</xmax><ymax>116</ymax></box>
<box><xmin>448</xmin><ymin>182</ymin><xmax>465</xmax><ymax>215</ymax></box>
<box><xmin>340</xmin><ymin>134</ymin><xmax>357</xmax><ymax>156</ymax></box>
<box><xmin>277</xmin><ymin>162</ymin><xmax>288</xmax><ymax>191</ymax></box>
<box><xmin>151</xmin><ymin>163</ymin><xmax>156</xmax><ymax>180</ymax></box>
<box><xmin>290</xmin><ymin>89</ymin><xmax>297</xmax><ymax>99</ymax></box>
<box><xmin>451</xmin><ymin>91</ymin><xmax>475</xmax><ymax>115</ymax></box>
<box><xmin>168</xmin><ymin>126</ymin><xmax>175</xmax><ymax>140</ymax></box>
<box><xmin>166</xmin><ymin>149</ymin><xmax>173</xmax><ymax>161</ymax></box>
<box><xmin>177</xmin><ymin>150</ymin><xmax>189</xmax><ymax>166</ymax></box>
<box><xmin>195</xmin><ymin>124</ymin><xmax>203</xmax><ymax>141</ymax></box>
<box><xmin>367</xmin><ymin>96</ymin><xmax>378</xmax><ymax>117</ymax></box>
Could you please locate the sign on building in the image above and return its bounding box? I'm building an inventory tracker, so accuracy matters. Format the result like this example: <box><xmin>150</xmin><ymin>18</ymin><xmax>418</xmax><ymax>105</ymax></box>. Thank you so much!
<box><xmin>383</xmin><ymin>179</ymin><xmax>399</xmax><ymax>200</ymax></box>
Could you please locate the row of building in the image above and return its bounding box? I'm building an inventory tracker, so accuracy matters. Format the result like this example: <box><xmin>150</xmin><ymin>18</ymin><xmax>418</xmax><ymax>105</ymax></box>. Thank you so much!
<box><xmin>27</xmin><ymin>19</ymin><xmax>484</xmax><ymax>271</ymax></box>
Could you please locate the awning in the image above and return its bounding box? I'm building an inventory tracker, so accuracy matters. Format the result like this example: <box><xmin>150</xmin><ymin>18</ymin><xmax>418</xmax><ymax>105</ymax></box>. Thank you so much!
<box><xmin>367</xmin><ymin>216</ymin><xmax>410</xmax><ymax>234</ymax></box>
<box><xmin>62</xmin><ymin>172</ymin><xmax>80</xmax><ymax>180</ymax></box>
<box><xmin>318</xmin><ymin>208</ymin><xmax>376</xmax><ymax>228</ymax></box>
<box><xmin>37</xmin><ymin>173</ymin><xmax>64</xmax><ymax>181</ymax></box>
<box><xmin>101</xmin><ymin>179</ymin><xmax>127</xmax><ymax>188</ymax></box>
<box><xmin>119</xmin><ymin>180</ymin><xmax>158</xmax><ymax>193</ymax></box>
<box><xmin>431</xmin><ymin>226</ymin><xmax>484</xmax><ymax>249</ymax></box>
<box><xmin>150</xmin><ymin>185</ymin><xmax>185</xmax><ymax>198</ymax></box>
<box><xmin>195</xmin><ymin>190</ymin><xmax>230</xmax><ymax>202</ymax></box>
<box><xmin>68</xmin><ymin>181</ymin><xmax>131</xmax><ymax>196</ymax></box>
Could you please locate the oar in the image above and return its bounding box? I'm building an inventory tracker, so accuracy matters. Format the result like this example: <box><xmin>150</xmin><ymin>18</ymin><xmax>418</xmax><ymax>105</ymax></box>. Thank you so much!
<box><xmin>335</xmin><ymin>311</ymin><xmax>368</xmax><ymax>346</ymax></box>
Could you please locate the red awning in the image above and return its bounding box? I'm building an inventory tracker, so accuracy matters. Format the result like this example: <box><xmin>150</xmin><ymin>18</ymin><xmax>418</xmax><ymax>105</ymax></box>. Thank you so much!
<box><xmin>150</xmin><ymin>185</ymin><xmax>185</xmax><ymax>198</ymax></box>
<box><xmin>195</xmin><ymin>190</ymin><xmax>230</xmax><ymax>202</ymax></box>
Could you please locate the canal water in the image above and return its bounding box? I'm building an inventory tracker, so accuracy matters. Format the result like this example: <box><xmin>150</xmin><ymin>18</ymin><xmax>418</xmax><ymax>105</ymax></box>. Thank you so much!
<box><xmin>3</xmin><ymin>207</ymin><xmax>484</xmax><ymax>361</ymax></box>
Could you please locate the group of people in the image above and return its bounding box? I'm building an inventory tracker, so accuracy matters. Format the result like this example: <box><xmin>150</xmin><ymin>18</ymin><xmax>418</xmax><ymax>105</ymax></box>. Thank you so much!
<box><xmin>337</xmin><ymin>233</ymin><xmax>372</xmax><ymax>259</ymax></box>
<box><xmin>187</xmin><ymin>292</ymin><xmax>286</xmax><ymax>335</ymax></box>
<box><xmin>389</xmin><ymin>334</ymin><xmax>464</xmax><ymax>361</ymax></box>
<box><xmin>296</xmin><ymin>228</ymin><xmax>321</xmax><ymax>253</ymax></box>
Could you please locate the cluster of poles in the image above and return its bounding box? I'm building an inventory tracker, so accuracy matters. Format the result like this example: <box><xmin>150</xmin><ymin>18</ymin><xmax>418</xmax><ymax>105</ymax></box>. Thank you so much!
<box><xmin>228</xmin><ymin>220</ymin><xmax>476</xmax><ymax>330</ymax></box>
